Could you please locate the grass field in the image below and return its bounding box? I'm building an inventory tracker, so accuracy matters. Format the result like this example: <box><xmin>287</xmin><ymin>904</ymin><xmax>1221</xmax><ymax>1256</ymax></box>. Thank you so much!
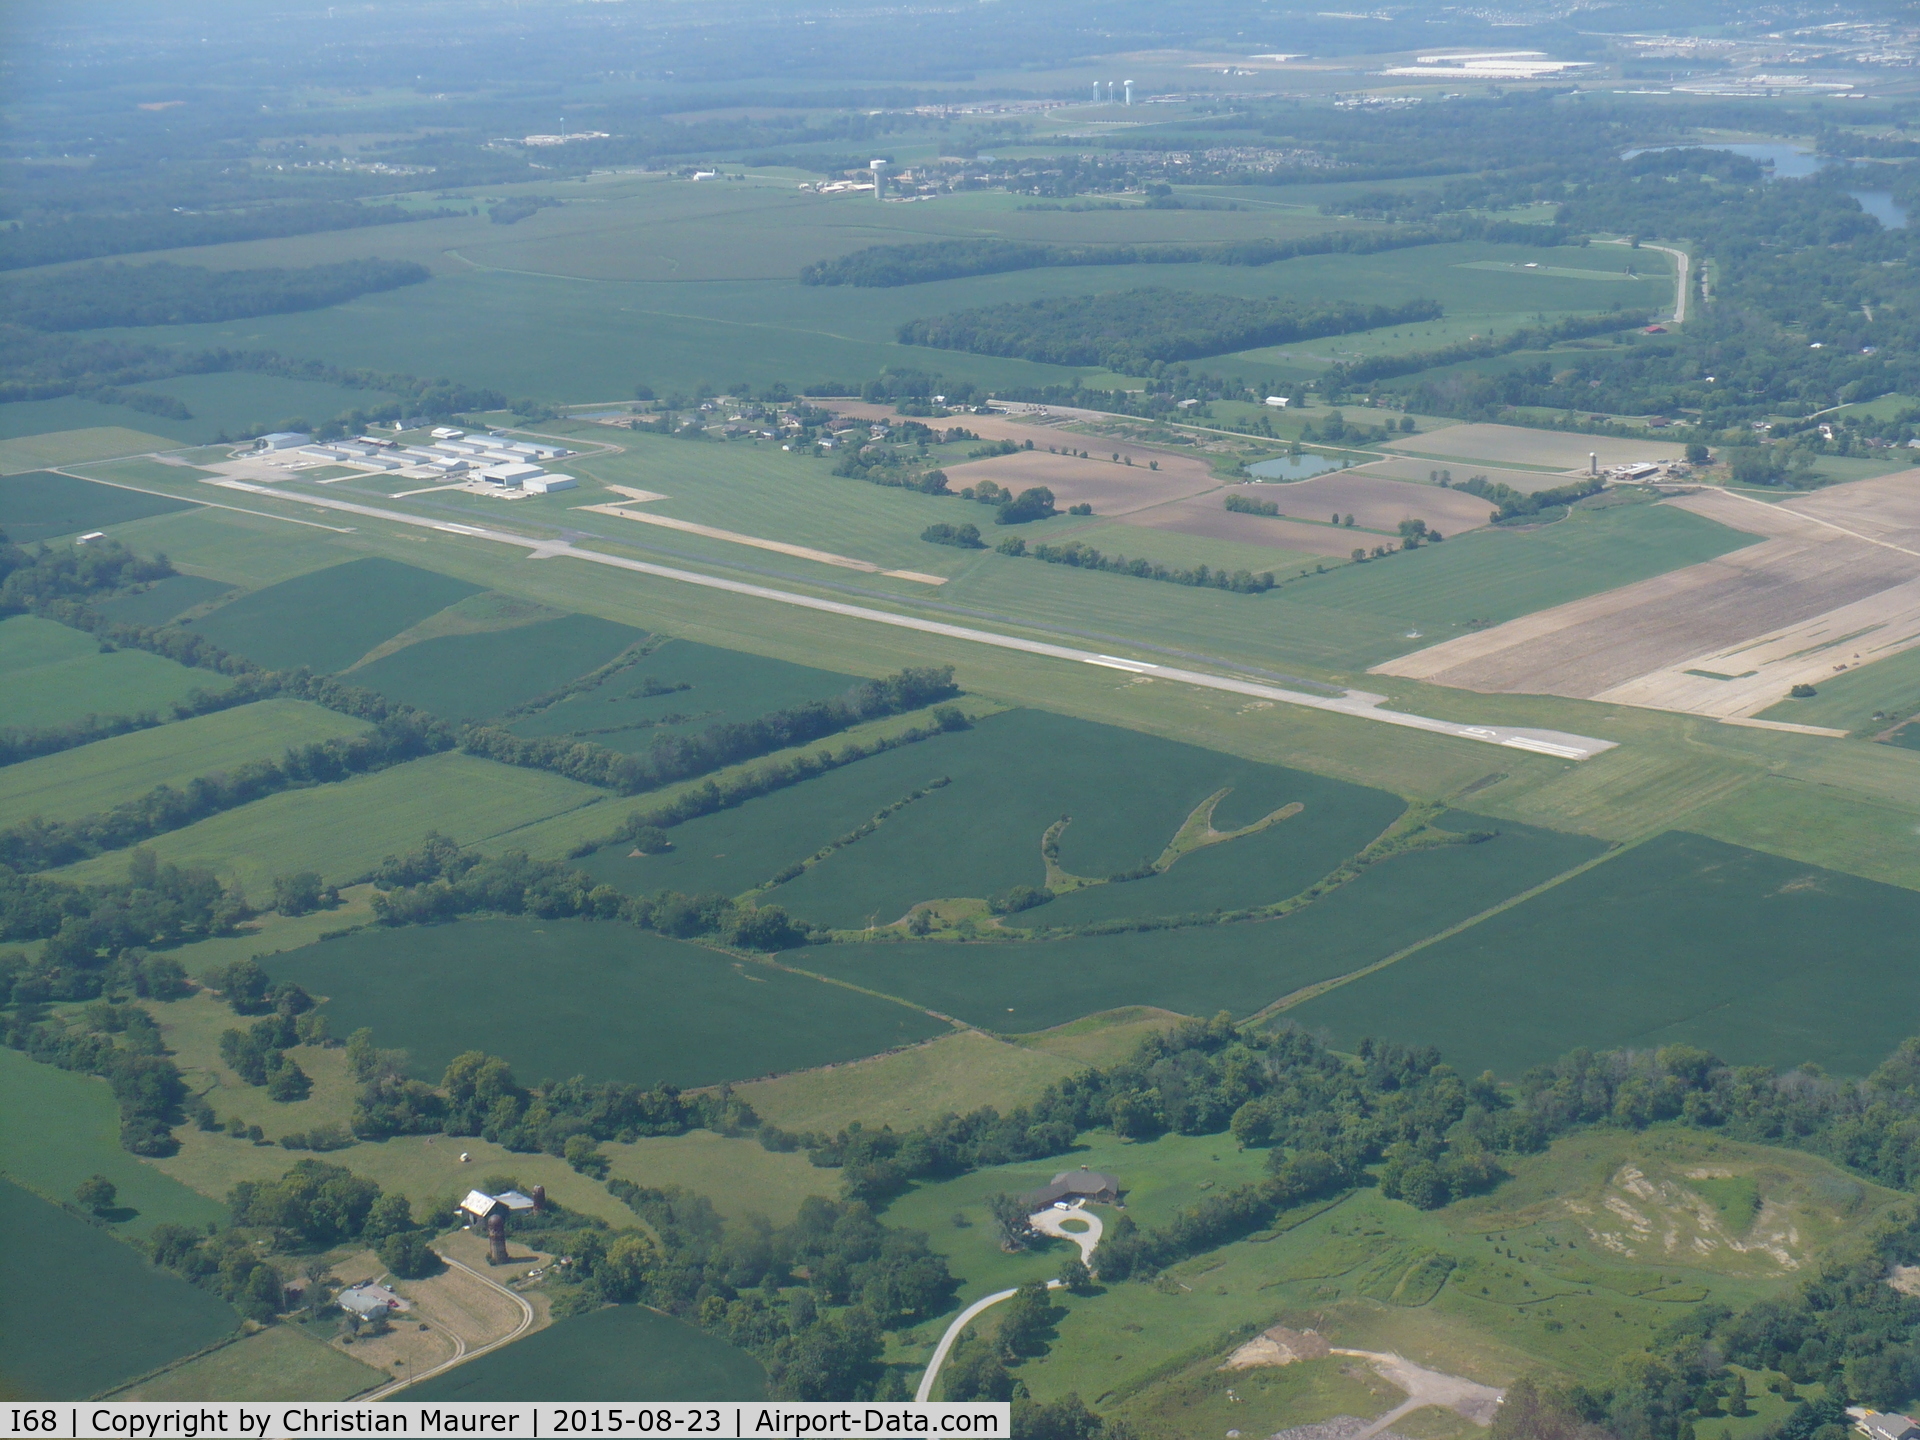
<box><xmin>0</xmin><ymin>423</ymin><xmax>181</xmax><ymax>473</ymax></box>
<box><xmin>1015</xmin><ymin>1007</ymin><xmax>1193</xmax><ymax>1068</ymax></box>
<box><xmin>0</xmin><ymin>1047</ymin><xmax>227</xmax><ymax>1236</ymax></box>
<box><xmin>991</xmin><ymin>1126</ymin><xmax>1893</xmax><ymax>1408</ymax></box>
<box><xmin>50</xmin><ymin>750</ymin><xmax>608</xmax><ymax>893</ymax></box>
<box><xmin>401</xmin><ymin>1304</ymin><xmax>764</xmax><ymax>1402</ymax></box>
<box><xmin>0</xmin><ymin>469</ymin><xmax>195</xmax><ymax>542</ymax></box>
<box><xmin>509</xmin><ymin>635</ymin><xmax>861</xmax><ymax>750</ymax></box>
<box><xmin>795</xmin><ymin>812</ymin><xmax>1604</xmax><ymax>1031</ymax></box>
<box><xmin>601</xmin><ymin>1131</ymin><xmax>838</xmax><ymax>1225</ymax></box>
<box><xmin>90</xmin><ymin>573</ymin><xmax>238</xmax><ymax>627</ymax></box>
<box><xmin>185</xmin><ymin>556</ymin><xmax>482</xmax><ymax>673</ymax></box>
<box><xmin>1754</xmin><ymin>643</ymin><xmax>1920</xmax><ymax>732</ymax></box>
<box><xmin>348</xmin><ymin>612</ymin><xmax>646</xmax><ymax>721</ymax></box>
<box><xmin>734</xmin><ymin>1030</ymin><xmax>1084</xmax><ymax>1134</ymax></box>
<box><xmin>0</xmin><ymin>1178</ymin><xmax>237</xmax><ymax>1400</ymax></box>
<box><xmin>116</xmin><ymin>1325</ymin><xmax>383</xmax><ymax>1402</ymax></box>
<box><xmin>0</xmin><ymin>699</ymin><xmax>372</xmax><ymax>829</ymax></box>
<box><xmin>0</xmin><ymin>376</ymin><xmax>405</xmax><ymax>450</ymax></box>
<box><xmin>265</xmin><ymin>917</ymin><xmax>951</xmax><ymax>1088</ymax></box>
<box><xmin>151</xmin><ymin>989</ymin><xmax>361</xmax><ymax>1138</ymax></box>
<box><xmin>0</xmin><ymin>614</ymin><xmax>229</xmax><ymax>730</ymax></box>
<box><xmin>1289</xmin><ymin>830</ymin><xmax>1920</xmax><ymax>1077</ymax></box>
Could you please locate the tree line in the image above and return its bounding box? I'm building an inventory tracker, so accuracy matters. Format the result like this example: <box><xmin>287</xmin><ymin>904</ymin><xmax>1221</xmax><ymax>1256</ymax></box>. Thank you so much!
<box><xmin>0</xmin><ymin>201</ymin><xmax>464</xmax><ymax>273</ymax></box>
<box><xmin>900</xmin><ymin>291</ymin><xmax>1442</xmax><ymax>370</ymax></box>
<box><xmin>1447</xmin><ymin>473</ymin><xmax>1605</xmax><ymax>521</ymax></box>
<box><xmin>0</xmin><ymin>258</ymin><xmax>430</xmax><ymax>332</ymax></box>
<box><xmin>800</xmin><ymin>218</ymin><xmax>1578</xmax><ymax>288</ymax></box>
<box><xmin>997</xmin><ymin>536</ymin><xmax>1277</xmax><ymax>594</ymax></box>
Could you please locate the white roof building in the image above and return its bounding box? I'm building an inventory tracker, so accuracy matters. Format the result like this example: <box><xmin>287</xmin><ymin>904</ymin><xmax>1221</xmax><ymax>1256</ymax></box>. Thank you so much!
<box><xmin>1855</xmin><ymin>1413</ymin><xmax>1919</xmax><ymax>1440</ymax></box>
<box><xmin>256</xmin><ymin>432</ymin><xmax>310</xmax><ymax>450</ymax></box>
<box><xmin>338</xmin><ymin>1282</ymin><xmax>410</xmax><ymax>1318</ymax></box>
<box><xmin>431</xmin><ymin>427</ymin><xmax>465</xmax><ymax>439</ymax></box>
<box><xmin>480</xmin><ymin>462</ymin><xmax>544</xmax><ymax>486</ymax></box>
<box><xmin>522</xmin><ymin>474</ymin><xmax>577</xmax><ymax>494</ymax></box>
<box><xmin>298</xmin><ymin>446</ymin><xmax>349</xmax><ymax>461</ymax></box>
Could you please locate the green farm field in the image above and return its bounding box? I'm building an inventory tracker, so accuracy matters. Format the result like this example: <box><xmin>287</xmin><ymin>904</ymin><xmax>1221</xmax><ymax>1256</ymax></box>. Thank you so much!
<box><xmin>348</xmin><ymin>612</ymin><xmax>645</xmax><ymax>721</ymax></box>
<box><xmin>90</xmin><ymin>573</ymin><xmax>238</xmax><ymax>627</ymax></box>
<box><xmin>265</xmin><ymin>917</ymin><xmax>951</xmax><ymax>1088</ymax></box>
<box><xmin>401</xmin><ymin>1304</ymin><xmax>764</xmax><ymax>1402</ymax></box>
<box><xmin>0</xmin><ymin>1178</ymin><xmax>238</xmax><ymax>1400</ymax></box>
<box><xmin>0</xmin><ymin>469</ymin><xmax>194</xmax><ymax>542</ymax></box>
<box><xmin>505</xmin><ymin>634</ymin><xmax>856</xmax><ymax>748</ymax></box>
<box><xmin>0</xmin><ymin>614</ymin><xmax>230</xmax><ymax>730</ymax></box>
<box><xmin>1290</xmin><ymin>830</ymin><xmax>1920</xmax><ymax>1077</ymax></box>
<box><xmin>0</xmin><ymin>371</ymin><xmax>406</xmax><ymax>448</ymax></box>
<box><xmin>0</xmin><ymin>1046</ymin><xmax>227</xmax><ymax>1237</ymax></box>
<box><xmin>0</xmin><ymin>699</ymin><xmax>371</xmax><ymax>829</ymax></box>
<box><xmin>116</xmin><ymin>1325</ymin><xmax>382</xmax><ymax>1402</ymax></box>
<box><xmin>50</xmin><ymin>750</ymin><xmax>608</xmax><ymax>894</ymax></box>
<box><xmin>581</xmin><ymin>707</ymin><xmax>1406</xmax><ymax>920</ymax></box>
<box><xmin>186</xmin><ymin>556</ymin><xmax>482</xmax><ymax>673</ymax></box>
<box><xmin>1755</xmin><ymin>643</ymin><xmax>1920</xmax><ymax>732</ymax></box>
<box><xmin>797</xmin><ymin>813</ymin><xmax>1604</xmax><ymax>1031</ymax></box>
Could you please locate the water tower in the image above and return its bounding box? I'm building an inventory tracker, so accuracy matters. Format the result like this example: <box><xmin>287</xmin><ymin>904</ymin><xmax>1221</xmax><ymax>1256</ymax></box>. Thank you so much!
<box><xmin>870</xmin><ymin>158</ymin><xmax>888</xmax><ymax>201</ymax></box>
<box><xmin>1124</xmin><ymin>79</ymin><xmax>1134</xmax><ymax>105</ymax></box>
<box><xmin>1091</xmin><ymin>81</ymin><xmax>1101</xmax><ymax>103</ymax></box>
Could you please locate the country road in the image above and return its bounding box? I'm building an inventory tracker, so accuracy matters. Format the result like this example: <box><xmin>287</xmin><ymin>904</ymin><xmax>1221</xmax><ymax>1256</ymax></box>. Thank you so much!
<box><xmin>367</xmin><ymin>1251</ymin><xmax>535</xmax><ymax>1399</ymax></box>
<box><xmin>1599</xmin><ymin>238</ymin><xmax>1690</xmax><ymax>323</ymax></box>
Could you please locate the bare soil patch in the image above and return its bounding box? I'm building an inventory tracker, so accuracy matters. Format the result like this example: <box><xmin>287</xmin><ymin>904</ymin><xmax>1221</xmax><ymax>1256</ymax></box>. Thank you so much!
<box><xmin>953</xmin><ymin>449</ymin><xmax>1218</xmax><ymax>516</ymax></box>
<box><xmin>1383</xmin><ymin>423</ymin><xmax>1685</xmax><ymax>471</ymax></box>
<box><xmin>1774</xmin><ymin>466</ymin><xmax>1920</xmax><ymax>550</ymax></box>
<box><xmin>1121</xmin><ymin>494</ymin><xmax>1377</xmax><ymax>557</ymax></box>
<box><xmin>1238</xmin><ymin>473</ymin><xmax>1499</xmax><ymax>537</ymax></box>
<box><xmin>1375</xmin><ymin>496</ymin><xmax>1920</xmax><ymax>716</ymax></box>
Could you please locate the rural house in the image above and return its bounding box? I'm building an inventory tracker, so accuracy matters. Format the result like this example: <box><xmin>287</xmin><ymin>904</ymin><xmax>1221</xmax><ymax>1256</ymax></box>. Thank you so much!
<box><xmin>1022</xmin><ymin>1165</ymin><xmax>1122</xmax><ymax>1209</ymax></box>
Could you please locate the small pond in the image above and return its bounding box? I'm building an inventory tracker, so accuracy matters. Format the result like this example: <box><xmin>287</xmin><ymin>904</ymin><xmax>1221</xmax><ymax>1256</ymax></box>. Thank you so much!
<box><xmin>1246</xmin><ymin>452</ymin><xmax>1347</xmax><ymax>481</ymax></box>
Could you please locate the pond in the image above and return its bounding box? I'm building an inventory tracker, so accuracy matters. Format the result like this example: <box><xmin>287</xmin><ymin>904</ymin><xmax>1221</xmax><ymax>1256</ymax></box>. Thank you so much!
<box><xmin>1623</xmin><ymin>143</ymin><xmax>1906</xmax><ymax>227</ymax></box>
<box><xmin>1245</xmin><ymin>452</ymin><xmax>1347</xmax><ymax>481</ymax></box>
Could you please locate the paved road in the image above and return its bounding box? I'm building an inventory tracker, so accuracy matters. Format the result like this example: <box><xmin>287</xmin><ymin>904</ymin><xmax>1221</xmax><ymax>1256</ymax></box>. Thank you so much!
<box><xmin>1030</xmin><ymin>1205</ymin><xmax>1103</xmax><ymax>1265</ymax></box>
<box><xmin>914</xmin><ymin>1280</ymin><xmax>1066</xmax><ymax>1403</ymax></box>
<box><xmin>202</xmin><ymin>477</ymin><xmax>1616</xmax><ymax>762</ymax></box>
<box><xmin>1598</xmin><ymin>238</ymin><xmax>1690</xmax><ymax>324</ymax></box>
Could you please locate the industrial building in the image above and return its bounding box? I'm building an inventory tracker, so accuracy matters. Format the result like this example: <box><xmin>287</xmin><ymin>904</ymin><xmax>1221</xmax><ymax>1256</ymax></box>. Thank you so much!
<box><xmin>263</xmin><ymin>427</ymin><xmax>578</xmax><ymax>495</ymax></box>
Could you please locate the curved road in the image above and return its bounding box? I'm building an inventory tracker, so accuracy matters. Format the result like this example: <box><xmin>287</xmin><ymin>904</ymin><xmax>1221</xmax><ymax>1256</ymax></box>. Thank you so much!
<box><xmin>1599</xmin><ymin>238</ymin><xmax>1690</xmax><ymax>324</ymax></box>
<box><xmin>366</xmin><ymin>1250</ymin><xmax>535</xmax><ymax>1400</ymax></box>
<box><xmin>914</xmin><ymin>1280</ymin><xmax>1065</xmax><ymax>1404</ymax></box>
<box><xmin>199</xmin><ymin>478</ymin><xmax>1615</xmax><ymax>762</ymax></box>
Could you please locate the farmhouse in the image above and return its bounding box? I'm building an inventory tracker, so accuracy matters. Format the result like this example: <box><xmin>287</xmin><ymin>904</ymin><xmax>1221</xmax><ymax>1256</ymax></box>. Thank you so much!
<box><xmin>1853</xmin><ymin>1413</ymin><xmax>1919</xmax><ymax>1440</ymax></box>
<box><xmin>337</xmin><ymin>1281</ymin><xmax>410</xmax><ymax>1318</ymax></box>
<box><xmin>1022</xmin><ymin>1165</ymin><xmax>1122</xmax><ymax>1209</ymax></box>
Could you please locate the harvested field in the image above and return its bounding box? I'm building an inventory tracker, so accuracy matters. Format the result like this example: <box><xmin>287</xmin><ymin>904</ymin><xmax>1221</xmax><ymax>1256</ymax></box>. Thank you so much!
<box><xmin>1766</xmin><ymin>465</ymin><xmax>1920</xmax><ymax>549</ymax></box>
<box><xmin>1350</xmin><ymin>456</ymin><xmax>1591</xmax><ymax>495</ymax></box>
<box><xmin>1121</xmin><ymin>493</ymin><xmax>1389</xmax><ymax>557</ymax></box>
<box><xmin>947</xmin><ymin>448</ymin><xmax>1217</xmax><ymax>516</ymax></box>
<box><xmin>1235</xmin><ymin>473</ymin><xmax>1498</xmax><ymax>536</ymax></box>
<box><xmin>1383</xmin><ymin>424</ymin><xmax>1685</xmax><ymax>471</ymax></box>
<box><xmin>1373</xmin><ymin>495</ymin><xmax>1920</xmax><ymax>717</ymax></box>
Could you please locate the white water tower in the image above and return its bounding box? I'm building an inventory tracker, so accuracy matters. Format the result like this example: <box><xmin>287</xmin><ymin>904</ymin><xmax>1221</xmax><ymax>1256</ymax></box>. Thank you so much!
<box><xmin>871</xmin><ymin>158</ymin><xmax>888</xmax><ymax>201</ymax></box>
<box><xmin>1124</xmin><ymin>79</ymin><xmax>1134</xmax><ymax>105</ymax></box>
<box><xmin>1091</xmin><ymin>81</ymin><xmax>1101</xmax><ymax>103</ymax></box>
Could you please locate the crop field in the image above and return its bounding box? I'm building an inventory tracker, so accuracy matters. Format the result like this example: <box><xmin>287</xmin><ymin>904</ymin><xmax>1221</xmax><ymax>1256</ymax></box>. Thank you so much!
<box><xmin>0</xmin><ymin>1047</ymin><xmax>227</xmax><ymax>1237</ymax></box>
<box><xmin>80</xmin><ymin>194</ymin><xmax>1671</xmax><ymax>399</ymax></box>
<box><xmin>347</xmin><ymin>613</ymin><xmax>646</xmax><ymax>721</ymax></box>
<box><xmin>0</xmin><ymin>469</ymin><xmax>194</xmax><ymax>542</ymax></box>
<box><xmin>0</xmin><ymin>699</ymin><xmax>371</xmax><ymax>829</ymax></box>
<box><xmin>117</xmin><ymin>1325</ymin><xmax>382</xmax><ymax>1402</ymax></box>
<box><xmin>266</xmin><ymin>917</ymin><xmax>951</xmax><ymax>1087</ymax></box>
<box><xmin>0</xmin><ymin>614</ymin><xmax>229</xmax><ymax>730</ymax></box>
<box><xmin>402</xmin><ymin>1305</ymin><xmax>764</xmax><ymax>1402</ymax></box>
<box><xmin>986</xmin><ymin>1127</ymin><xmax>1891</xmax><ymax>1407</ymax></box>
<box><xmin>797</xmin><ymin>814</ymin><xmax>1604</xmax><ymax>1031</ymax></box>
<box><xmin>948</xmin><ymin>449</ymin><xmax>1219</xmax><ymax>517</ymax></box>
<box><xmin>90</xmin><ymin>573</ymin><xmax>238</xmax><ymax>626</ymax></box>
<box><xmin>1755</xmin><ymin>643</ymin><xmax>1920</xmax><ymax>730</ymax></box>
<box><xmin>579</xmin><ymin>708</ymin><xmax>1403</xmax><ymax>923</ymax></box>
<box><xmin>1289</xmin><ymin>831</ymin><xmax>1920</xmax><ymax>1077</ymax></box>
<box><xmin>1383</xmin><ymin>424</ymin><xmax>1686</xmax><ymax>471</ymax></box>
<box><xmin>0</xmin><ymin>1178</ymin><xmax>237</xmax><ymax>1400</ymax></box>
<box><xmin>184</xmin><ymin>556</ymin><xmax>483</xmax><ymax>673</ymax></box>
<box><xmin>1128</xmin><ymin>474</ymin><xmax>1497</xmax><ymax>558</ymax></box>
<box><xmin>51</xmin><ymin>750</ymin><xmax>607</xmax><ymax>894</ymax></box>
<box><xmin>508</xmin><ymin>636</ymin><xmax>858</xmax><ymax>750</ymax></box>
<box><xmin>1376</xmin><ymin>495</ymin><xmax>1920</xmax><ymax>719</ymax></box>
<box><xmin>931</xmin><ymin>498</ymin><xmax>1760</xmax><ymax>676</ymax></box>
<box><xmin>0</xmin><ymin>418</ymin><xmax>182</xmax><ymax>472</ymax></box>
<box><xmin>734</xmin><ymin>1031</ymin><xmax>1083</xmax><ymax>1135</ymax></box>
<box><xmin>1351</xmin><ymin>455</ymin><xmax>1587</xmax><ymax>495</ymax></box>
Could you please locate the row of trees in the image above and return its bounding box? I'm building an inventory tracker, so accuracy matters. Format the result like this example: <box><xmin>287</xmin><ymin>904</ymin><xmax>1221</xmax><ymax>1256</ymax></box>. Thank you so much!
<box><xmin>1</xmin><ymin>258</ymin><xmax>430</xmax><ymax>332</ymax></box>
<box><xmin>900</xmin><ymin>290</ymin><xmax>1442</xmax><ymax>371</ymax></box>
<box><xmin>1004</xmin><ymin>538</ymin><xmax>1278</xmax><ymax>595</ymax></box>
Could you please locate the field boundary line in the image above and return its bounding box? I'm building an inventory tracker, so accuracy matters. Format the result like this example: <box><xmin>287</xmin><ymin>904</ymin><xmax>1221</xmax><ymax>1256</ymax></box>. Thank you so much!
<box><xmin>1240</xmin><ymin>835</ymin><xmax>1652</xmax><ymax>1027</ymax></box>
<box><xmin>372</xmin><ymin>1250</ymin><xmax>533</xmax><ymax>1399</ymax></box>
<box><xmin>51</xmin><ymin>465</ymin><xmax>359</xmax><ymax>533</ymax></box>
<box><xmin>1706</xmin><ymin>483</ymin><xmax>1920</xmax><ymax>561</ymax></box>
<box><xmin>751</xmin><ymin>953</ymin><xmax>975</xmax><ymax>1033</ymax></box>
